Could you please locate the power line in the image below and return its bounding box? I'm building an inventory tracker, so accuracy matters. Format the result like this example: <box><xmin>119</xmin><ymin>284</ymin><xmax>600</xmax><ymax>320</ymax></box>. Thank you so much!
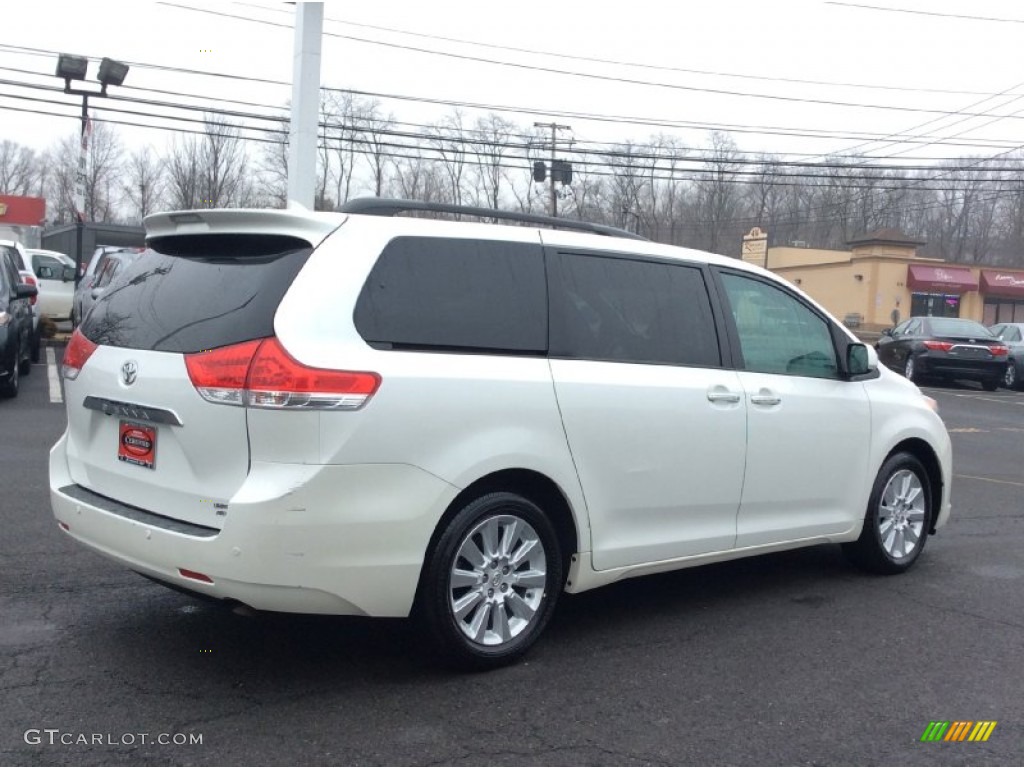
<box><xmin>157</xmin><ymin>3</ymin><xmax>1024</xmax><ymax>122</ymax></box>
<box><xmin>231</xmin><ymin>0</ymin><xmax>1011</xmax><ymax>98</ymax></box>
<box><xmin>826</xmin><ymin>2</ymin><xmax>1024</xmax><ymax>24</ymax></box>
<box><xmin>4</xmin><ymin>48</ymin><xmax>1023</xmax><ymax>157</ymax></box>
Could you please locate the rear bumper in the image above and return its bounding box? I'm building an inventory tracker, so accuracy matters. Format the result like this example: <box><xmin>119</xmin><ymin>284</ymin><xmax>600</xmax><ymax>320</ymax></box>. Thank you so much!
<box><xmin>49</xmin><ymin>433</ymin><xmax>459</xmax><ymax>617</ymax></box>
<box><xmin>917</xmin><ymin>353</ymin><xmax>1005</xmax><ymax>381</ymax></box>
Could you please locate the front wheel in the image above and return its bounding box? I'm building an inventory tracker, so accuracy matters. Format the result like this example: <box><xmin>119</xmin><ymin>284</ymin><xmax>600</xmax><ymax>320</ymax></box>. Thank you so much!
<box><xmin>844</xmin><ymin>452</ymin><xmax>931</xmax><ymax>575</ymax></box>
<box><xmin>418</xmin><ymin>492</ymin><xmax>563</xmax><ymax>670</ymax></box>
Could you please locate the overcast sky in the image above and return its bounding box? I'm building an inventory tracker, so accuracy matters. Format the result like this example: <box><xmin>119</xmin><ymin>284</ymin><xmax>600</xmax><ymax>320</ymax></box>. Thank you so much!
<box><xmin>4</xmin><ymin>0</ymin><xmax>1024</xmax><ymax>164</ymax></box>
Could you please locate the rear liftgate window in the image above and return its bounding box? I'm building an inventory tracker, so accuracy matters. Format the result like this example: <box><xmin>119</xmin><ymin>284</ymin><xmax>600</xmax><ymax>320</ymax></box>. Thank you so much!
<box><xmin>80</xmin><ymin>234</ymin><xmax>313</xmax><ymax>353</ymax></box>
<box><xmin>354</xmin><ymin>237</ymin><xmax>547</xmax><ymax>354</ymax></box>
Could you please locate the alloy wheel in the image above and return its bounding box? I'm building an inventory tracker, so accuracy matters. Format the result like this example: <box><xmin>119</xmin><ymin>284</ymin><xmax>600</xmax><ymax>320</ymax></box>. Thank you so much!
<box><xmin>448</xmin><ymin>514</ymin><xmax>547</xmax><ymax>647</ymax></box>
<box><xmin>877</xmin><ymin>468</ymin><xmax>926</xmax><ymax>561</ymax></box>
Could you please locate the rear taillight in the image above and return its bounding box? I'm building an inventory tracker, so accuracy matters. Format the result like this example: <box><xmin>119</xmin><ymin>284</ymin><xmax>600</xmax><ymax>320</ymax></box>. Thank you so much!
<box><xmin>63</xmin><ymin>329</ymin><xmax>98</xmax><ymax>380</ymax></box>
<box><xmin>923</xmin><ymin>340</ymin><xmax>953</xmax><ymax>352</ymax></box>
<box><xmin>991</xmin><ymin>344</ymin><xmax>1009</xmax><ymax>356</ymax></box>
<box><xmin>186</xmin><ymin>337</ymin><xmax>380</xmax><ymax>410</ymax></box>
<box><xmin>184</xmin><ymin>339</ymin><xmax>262</xmax><ymax>406</ymax></box>
<box><xmin>24</xmin><ymin>275</ymin><xmax>38</xmax><ymax>306</ymax></box>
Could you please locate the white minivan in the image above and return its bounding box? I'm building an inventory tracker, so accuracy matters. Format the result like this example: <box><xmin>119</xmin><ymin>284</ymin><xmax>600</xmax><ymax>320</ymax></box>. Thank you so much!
<box><xmin>50</xmin><ymin>199</ymin><xmax>952</xmax><ymax>669</ymax></box>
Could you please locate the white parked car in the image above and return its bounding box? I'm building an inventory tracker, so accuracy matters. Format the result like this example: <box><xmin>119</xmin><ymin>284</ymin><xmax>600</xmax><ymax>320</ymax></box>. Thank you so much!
<box><xmin>50</xmin><ymin>199</ymin><xmax>953</xmax><ymax>669</ymax></box>
<box><xmin>26</xmin><ymin>248</ymin><xmax>76</xmax><ymax>323</ymax></box>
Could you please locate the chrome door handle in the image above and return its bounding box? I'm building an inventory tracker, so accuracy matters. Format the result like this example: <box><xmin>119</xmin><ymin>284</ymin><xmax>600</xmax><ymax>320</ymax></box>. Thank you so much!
<box><xmin>750</xmin><ymin>393</ymin><xmax>781</xmax><ymax>406</ymax></box>
<box><xmin>707</xmin><ymin>391</ymin><xmax>741</xmax><ymax>404</ymax></box>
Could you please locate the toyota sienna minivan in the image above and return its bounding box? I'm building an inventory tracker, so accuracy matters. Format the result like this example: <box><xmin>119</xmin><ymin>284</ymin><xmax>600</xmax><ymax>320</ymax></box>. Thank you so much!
<box><xmin>50</xmin><ymin>199</ymin><xmax>952</xmax><ymax>669</ymax></box>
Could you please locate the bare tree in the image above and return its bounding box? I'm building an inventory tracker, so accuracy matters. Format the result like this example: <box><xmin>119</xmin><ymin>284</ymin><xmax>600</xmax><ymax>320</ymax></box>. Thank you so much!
<box><xmin>165</xmin><ymin>115</ymin><xmax>251</xmax><ymax>210</ymax></box>
<box><xmin>0</xmin><ymin>140</ymin><xmax>43</xmax><ymax>195</ymax></box>
<box><xmin>122</xmin><ymin>147</ymin><xmax>165</xmax><ymax>222</ymax></box>
<box><xmin>693</xmin><ymin>132</ymin><xmax>742</xmax><ymax>254</ymax></box>
<box><xmin>470</xmin><ymin>114</ymin><xmax>517</xmax><ymax>209</ymax></box>
<box><xmin>429</xmin><ymin>109</ymin><xmax>469</xmax><ymax>206</ymax></box>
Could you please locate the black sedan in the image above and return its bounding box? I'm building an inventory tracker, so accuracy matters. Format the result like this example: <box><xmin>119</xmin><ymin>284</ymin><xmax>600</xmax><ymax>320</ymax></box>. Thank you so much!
<box><xmin>876</xmin><ymin>316</ymin><xmax>1008</xmax><ymax>391</ymax></box>
<box><xmin>0</xmin><ymin>245</ymin><xmax>39</xmax><ymax>398</ymax></box>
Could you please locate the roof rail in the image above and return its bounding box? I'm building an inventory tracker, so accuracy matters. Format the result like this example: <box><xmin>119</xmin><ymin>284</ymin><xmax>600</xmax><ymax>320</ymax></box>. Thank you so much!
<box><xmin>339</xmin><ymin>197</ymin><xmax>648</xmax><ymax>241</ymax></box>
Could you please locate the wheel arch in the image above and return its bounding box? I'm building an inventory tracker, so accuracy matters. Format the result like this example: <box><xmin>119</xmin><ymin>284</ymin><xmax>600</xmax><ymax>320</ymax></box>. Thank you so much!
<box><xmin>885</xmin><ymin>438</ymin><xmax>943</xmax><ymax>534</ymax></box>
<box><xmin>416</xmin><ymin>468</ymin><xmax>581</xmax><ymax>597</ymax></box>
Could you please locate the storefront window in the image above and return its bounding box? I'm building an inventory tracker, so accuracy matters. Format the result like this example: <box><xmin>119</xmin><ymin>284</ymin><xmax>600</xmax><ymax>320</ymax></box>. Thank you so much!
<box><xmin>911</xmin><ymin>292</ymin><xmax>960</xmax><ymax>318</ymax></box>
<box><xmin>983</xmin><ymin>298</ymin><xmax>1024</xmax><ymax>325</ymax></box>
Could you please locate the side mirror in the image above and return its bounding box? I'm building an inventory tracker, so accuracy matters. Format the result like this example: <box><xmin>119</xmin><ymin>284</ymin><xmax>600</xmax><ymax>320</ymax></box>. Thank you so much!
<box><xmin>15</xmin><ymin>283</ymin><xmax>38</xmax><ymax>300</ymax></box>
<box><xmin>881</xmin><ymin>328</ymin><xmax>893</xmax><ymax>337</ymax></box>
<box><xmin>62</xmin><ymin>266</ymin><xmax>76</xmax><ymax>282</ymax></box>
<box><xmin>847</xmin><ymin>343</ymin><xmax>877</xmax><ymax>377</ymax></box>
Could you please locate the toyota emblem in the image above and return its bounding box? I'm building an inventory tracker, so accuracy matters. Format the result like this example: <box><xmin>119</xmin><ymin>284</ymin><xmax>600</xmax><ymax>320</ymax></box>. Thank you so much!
<box><xmin>121</xmin><ymin>360</ymin><xmax>139</xmax><ymax>386</ymax></box>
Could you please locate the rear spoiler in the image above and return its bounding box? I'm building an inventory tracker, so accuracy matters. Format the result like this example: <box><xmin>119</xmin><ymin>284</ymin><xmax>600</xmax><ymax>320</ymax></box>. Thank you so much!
<box><xmin>144</xmin><ymin>209</ymin><xmax>347</xmax><ymax>250</ymax></box>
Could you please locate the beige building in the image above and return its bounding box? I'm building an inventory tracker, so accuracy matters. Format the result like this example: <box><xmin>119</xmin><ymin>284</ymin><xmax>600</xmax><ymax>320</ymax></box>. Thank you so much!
<box><xmin>739</xmin><ymin>227</ymin><xmax>1024</xmax><ymax>331</ymax></box>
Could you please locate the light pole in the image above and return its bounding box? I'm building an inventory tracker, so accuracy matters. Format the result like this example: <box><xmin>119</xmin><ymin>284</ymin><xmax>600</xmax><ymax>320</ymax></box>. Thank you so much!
<box><xmin>55</xmin><ymin>54</ymin><xmax>130</xmax><ymax>286</ymax></box>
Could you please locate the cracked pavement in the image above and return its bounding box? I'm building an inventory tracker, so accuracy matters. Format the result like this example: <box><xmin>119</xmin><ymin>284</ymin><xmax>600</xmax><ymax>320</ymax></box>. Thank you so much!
<box><xmin>1</xmin><ymin>357</ymin><xmax>1022</xmax><ymax>765</ymax></box>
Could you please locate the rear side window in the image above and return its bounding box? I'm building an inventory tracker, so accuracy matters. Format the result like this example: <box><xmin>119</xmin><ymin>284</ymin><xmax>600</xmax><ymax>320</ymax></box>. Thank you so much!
<box><xmin>548</xmin><ymin>252</ymin><xmax>721</xmax><ymax>367</ymax></box>
<box><xmin>354</xmin><ymin>237</ymin><xmax>547</xmax><ymax>353</ymax></box>
<box><xmin>81</xmin><ymin>235</ymin><xmax>312</xmax><ymax>353</ymax></box>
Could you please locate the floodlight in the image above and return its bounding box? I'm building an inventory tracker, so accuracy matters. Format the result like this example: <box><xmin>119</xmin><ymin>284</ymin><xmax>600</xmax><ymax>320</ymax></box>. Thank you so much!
<box><xmin>97</xmin><ymin>58</ymin><xmax>129</xmax><ymax>87</ymax></box>
<box><xmin>56</xmin><ymin>53</ymin><xmax>89</xmax><ymax>81</ymax></box>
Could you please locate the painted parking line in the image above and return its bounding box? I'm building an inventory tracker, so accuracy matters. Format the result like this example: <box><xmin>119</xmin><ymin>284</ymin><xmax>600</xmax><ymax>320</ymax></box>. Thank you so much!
<box><xmin>46</xmin><ymin>346</ymin><xmax>62</xmax><ymax>403</ymax></box>
<box><xmin>955</xmin><ymin>474</ymin><xmax>1024</xmax><ymax>489</ymax></box>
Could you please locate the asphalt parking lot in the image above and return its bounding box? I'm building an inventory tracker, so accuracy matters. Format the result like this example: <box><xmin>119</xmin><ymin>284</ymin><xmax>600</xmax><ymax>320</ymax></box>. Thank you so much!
<box><xmin>1</xmin><ymin>351</ymin><xmax>1022</xmax><ymax>766</ymax></box>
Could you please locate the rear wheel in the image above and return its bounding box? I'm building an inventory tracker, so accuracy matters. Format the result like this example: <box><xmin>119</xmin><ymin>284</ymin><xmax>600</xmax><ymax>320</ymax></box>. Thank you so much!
<box><xmin>18</xmin><ymin>339</ymin><xmax>31</xmax><ymax>376</ymax></box>
<box><xmin>904</xmin><ymin>355</ymin><xmax>918</xmax><ymax>383</ymax></box>
<box><xmin>0</xmin><ymin>344</ymin><xmax>20</xmax><ymax>398</ymax></box>
<box><xmin>844</xmin><ymin>452</ymin><xmax>931</xmax><ymax>574</ymax></box>
<box><xmin>30</xmin><ymin>327</ymin><xmax>41</xmax><ymax>364</ymax></box>
<box><xmin>1004</xmin><ymin>362</ymin><xmax>1019</xmax><ymax>390</ymax></box>
<box><xmin>418</xmin><ymin>492</ymin><xmax>563</xmax><ymax>670</ymax></box>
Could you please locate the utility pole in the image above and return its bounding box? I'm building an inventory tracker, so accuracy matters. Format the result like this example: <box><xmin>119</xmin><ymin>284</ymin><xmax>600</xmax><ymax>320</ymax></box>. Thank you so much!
<box><xmin>534</xmin><ymin>122</ymin><xmax>571</xmax><ymax>217</ymax></box>
<box><xmin>287</xmin><ymin>3</ymin><xmax>324</xmax><ymax>210</ymax></box>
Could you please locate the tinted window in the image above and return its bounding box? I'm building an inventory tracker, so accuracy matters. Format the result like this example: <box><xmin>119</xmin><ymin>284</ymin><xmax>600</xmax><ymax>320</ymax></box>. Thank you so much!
<box><xmin>1005</xmin><ymin>326</ymin><xmax>1022</xmax><ymax>342</ymax></box>
<box><xmin>549</xmin><ymin>252</ymin><xmax>721</xmax><ymax>367</ymax></box>
<box><xmin>81</xmin><ymin>236</ymin><xmax>312</xmax><ymax>353</ymax></box>
<box><xmin>720</xmin><ymin>271</ymin><xmax>838</xmax><ymax>379</ymax></box>
<box><xmin>354</xmin><ymin>237</ymin><xmax>547</xmax><ymax>353</ymax></box>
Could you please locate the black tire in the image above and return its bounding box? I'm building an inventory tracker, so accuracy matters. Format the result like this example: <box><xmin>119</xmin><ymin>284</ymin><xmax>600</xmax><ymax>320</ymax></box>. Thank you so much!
<box><xmin>1002</xmin><ymin>362</ymin><xmax>1020</xmax><ymax>391</ymax></box>
<box><xmin>18</xmin><ymin>341</ymin><xmax>31</xmax><ymax>376</ymax></box>
<box><xmin>981</xmin><ymin>378</ymin><xmax>999</xmax><ymax>392</ymax></box>
<box><xmin>844</xmin><ymin>452</ymin><xmax>931</xmax><ymax>575</ymax></box>
<box><xmin>0</xmin><ymin>345</ymin><xmax>20</xmax><ymax>398</ymax></box>
<box><xmin>417</xmin><ymin>492</ymin><xmax>563</xmax><ymax>671</ymax></box>
<box><xmin>903</xmin><ymin>355</ymin><xmax>919</xmax><ymax>383</ymax></box>
<box><xmin>30</xmin><ymin>327</ymin><xmax>41</xmax><ymax>364</ymax></box>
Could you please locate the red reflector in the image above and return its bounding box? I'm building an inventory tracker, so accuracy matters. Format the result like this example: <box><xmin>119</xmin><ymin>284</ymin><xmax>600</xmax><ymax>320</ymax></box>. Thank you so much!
<box><xmin>62</xmin><ymin>328</ymin><xmax>98</xmax><ymax>379</ymax></box>
<box><xmin>58</xmin><ymin>521</ymin><xmax>69</xmax><ymax>531</ymax></box>
<box><xmin>923</xmin><ymin>340</ymin><xmax>953</xmax><ymax>352</ymax></box>
<box><xmin>24</xmin><ymin>275</ymin><xmax>38</xmax><ymax>306</ymax></box>
<box><xmin>178</xmin><ymin>568</ymin><xmax>214</xmax><ymax>584</ymax></box>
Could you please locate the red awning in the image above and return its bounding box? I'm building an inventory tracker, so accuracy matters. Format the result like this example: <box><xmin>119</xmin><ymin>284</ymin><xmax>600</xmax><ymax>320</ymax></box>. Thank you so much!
<box><xmin>980</xmin><ymin>269</ymin><xmax>1024</xmax><ymax>298</ymax></box>
<box><xmin>907</xmin><ymin>264</ymin><xmax>978</xmax><ymax>293</ymax></box>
